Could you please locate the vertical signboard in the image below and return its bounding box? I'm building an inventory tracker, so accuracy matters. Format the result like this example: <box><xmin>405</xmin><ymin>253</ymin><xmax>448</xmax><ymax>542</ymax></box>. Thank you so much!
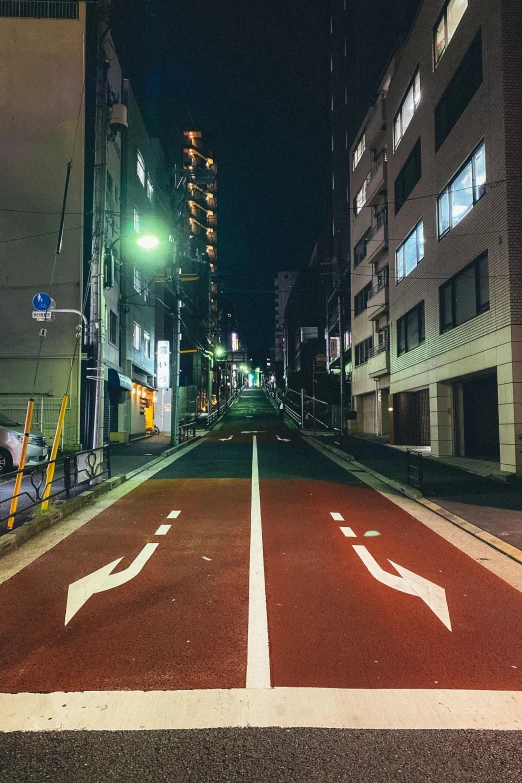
<box><xmin>157</xmin><ymin>340</ymin><xmax>170</xmax><ymax>389</ymax></box>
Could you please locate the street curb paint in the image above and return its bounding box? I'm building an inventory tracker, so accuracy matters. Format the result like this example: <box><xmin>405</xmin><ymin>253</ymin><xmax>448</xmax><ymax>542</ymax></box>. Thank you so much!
<box><xmin>303</xmin><ymin>434</ymin><xmax>522</xmax><ymax>568</ymax></box>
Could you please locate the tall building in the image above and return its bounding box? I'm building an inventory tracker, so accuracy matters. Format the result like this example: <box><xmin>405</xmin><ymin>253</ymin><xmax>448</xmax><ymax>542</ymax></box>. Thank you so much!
<box><xmin>0</xmin><ymin>1</ymin><xmax>174</xmax><ymax>453</ymax></box>
<box><xmin>350</xmin><ymin>0</ymin><xmax>522</xmax><ymax>475</ymax></box>
<box><xmin>179</xmin><ymin>130</ymin><xmax>217</xmax><ymax>414</ymax></box>
<box><xmin>274</xmin><ymin>271</ymin><xmax>296</xmax><ymax>365</ymax></box>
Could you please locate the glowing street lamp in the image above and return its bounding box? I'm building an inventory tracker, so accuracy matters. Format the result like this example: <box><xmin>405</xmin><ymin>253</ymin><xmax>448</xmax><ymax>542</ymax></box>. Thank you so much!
<box><xmin>136</xmin><ymin>234</ymin><xmax>160</xmax><ymax>250</ymax></box>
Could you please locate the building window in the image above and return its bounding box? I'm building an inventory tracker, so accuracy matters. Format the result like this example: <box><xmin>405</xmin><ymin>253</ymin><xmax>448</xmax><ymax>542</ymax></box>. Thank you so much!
<box><xmin>438</xmin><ymin>141</ymin><xmax>486</xmax><ymax>237</ymax></box>
<box><xmin>394</xmin><ymin>70</ymin><xmax>421</xmax><ymax>150</ymax></box>
<box><xmin>106</xmin><ymin>170</ymin><xmax>113</xmax><ymax>197</ymax></box>
<box><xmin>146</xmin><ymin>175</ymin><xmax>154</xmax><ymax>203</ymax></box>
<box><xmin>354</xmin><ymin>229</ymin><xmax>371</xmax><ymax>268</ymax></box>
<box><xmin>352</xmin><ymin>133</ymin><xmax>366</xmax><ymax>170</ymax></box>
<box><xmin>134</xmin><ymin>207</ymin><xmax>140</xmax><ymax>233</ymax></box>
<box><xmin>355</xmin><ymin>336</ymin><xmax>373</xmax><ymax>366</ymax></box>
<box><xmin>144</xmin><ymin>331</ymin><xmax>151</xmax><ymax>358</ymax></box>
<box><xmin>434</xmin><ymin>0</ymin><xmax>468</xmax><ymax>65</ymax></box>
<box><xmin>397</xmin><ymin>301</ymin><xmax>425</xmax><ymax>356</ymax></box>
<box><xmin>435</xmin><ymin>30</ymin><xmax>482</xmax><ymax>150</ymax></box>
<box><xmin>396</xmin><ymin>221</ymin><xmax>424</xmax><ymax>283</ymax></box>
<box><xmin>109</xmin><ymin>310</ymin><xmax>118</xmax><ymax>347</ymax></box>
<box><xmin>143</xmin><ymin>283</ymin><xmax>149</xmax><ymax>303</ymax></box>
<box><xmin>133</xmin><ymin>267</ymin><xmax>141</xmax><ymax>293</ymax></box>
<box><xmin>440</xmin><ymin>252</ymin><xmax>489</xmax><ymax>333</ymax></box>
<box><xmin>137</xmin><ymin>150</ymin><xmax>145</xmax><ymax>187</ymax></box>
<box><xmin>354</xmin><ymin>179</ymin><xmax>367</xmax><ymax>216</ymax></box>
<box><xmin>133</xmin><ymin>322</ymin><xmax>141</xmax><ymax>350</ymax></box>
<box><xmin>394</xmin><ymin>138</ymin><xmax>421</xmax><ymax>215</ymax></box>
<box><xmin>354</xmin><ymin>282</ymin><xmax>372</xmax><ymax>317</ymax></box>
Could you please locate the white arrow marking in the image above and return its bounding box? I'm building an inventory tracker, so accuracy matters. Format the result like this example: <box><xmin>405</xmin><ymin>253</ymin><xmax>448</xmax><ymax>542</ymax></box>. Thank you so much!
<box><xmin>219</xmin><ymin>435</ymin><xmax>234</xmax><ymax>441</ymax></box>
<box><xmin>352</xmin><ymin>545</ymin><xmax>452</xmax><ymax>631</ymax></box>
<box><xmin>64</xmin><ymin>543</ymin><xmax>159</xmax><ymax>626</ymax></box>
<box><xmin>276</xmin><ymin>435</ymin><xmax>290</xmax><ymax>442</ymax></box>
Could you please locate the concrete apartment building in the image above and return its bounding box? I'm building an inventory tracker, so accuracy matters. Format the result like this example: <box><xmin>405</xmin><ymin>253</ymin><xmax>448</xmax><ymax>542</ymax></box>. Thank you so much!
<box><xmin>0</xmin><ymin>1</ymin><xmax>174</xmax><ymax>450</ymax></box>
<box><xmin>350</xmin><ymin>0</ymin><xmax>522</xmax><ymax>475</ymax></box>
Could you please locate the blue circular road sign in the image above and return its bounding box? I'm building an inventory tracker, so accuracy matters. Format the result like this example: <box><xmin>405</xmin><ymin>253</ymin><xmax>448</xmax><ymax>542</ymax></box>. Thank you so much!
<box><xmin>33</xmin><ymin>292</ymin><xmax>52</xmax><ymax>311</ymax></box>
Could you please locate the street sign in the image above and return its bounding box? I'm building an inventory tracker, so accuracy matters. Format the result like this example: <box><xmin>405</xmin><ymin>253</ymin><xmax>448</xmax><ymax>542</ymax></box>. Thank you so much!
<box><xmin>315</xmin><ymin>353</ymin><xmax>326</xmax><ymax>365</ymax></box>
<box><xmin>32</xmin><ymin>311</ymin><xmax>53</xmax><ymax>321</ymax></box>
<box><xmin>32</xmin><ymin>292</ymin><xmax>52</xmax><ymax>311</ymax></box>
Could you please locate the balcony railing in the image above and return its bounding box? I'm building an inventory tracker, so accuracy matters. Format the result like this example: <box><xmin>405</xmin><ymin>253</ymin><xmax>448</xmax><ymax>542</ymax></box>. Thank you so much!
<box><xmin>368</xmin><ymin>339</ymin><xmax>388</xmax><ymax>359</ymax></box>
<box><xmin>367</xmin><ymin>273</ymin><xmax>388</xmax><ymax>301</ymax></box>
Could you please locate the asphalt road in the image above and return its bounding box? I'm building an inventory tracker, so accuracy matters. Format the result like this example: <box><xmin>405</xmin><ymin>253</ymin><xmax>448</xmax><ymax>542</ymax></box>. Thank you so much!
<box><xmin>1</xmin><ymin>389</ymin><xmax>521</xmax><ymax>782</ymax></box>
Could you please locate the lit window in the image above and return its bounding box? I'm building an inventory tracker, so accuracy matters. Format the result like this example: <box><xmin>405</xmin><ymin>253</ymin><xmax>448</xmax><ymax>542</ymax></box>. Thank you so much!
<box><xmin>133</xmin><ymin>322</ymin><xmax>141</xmax><ymax>350</ymax></box>
<box><xmin>394</xmin><ymin>70</ymin><xmax>421</xmax><ymax>149</ymax></box>
<box><xmin>144</xmin><ymin>331</ymin><xmax>151</xmax><ymax>358</ymax></box>
<box><xmin>134</xmin><ymin>207</ymin><xmax>140</xmax><ymax>233</ymax></box>
<box><xmin>146</xmin><ymin>175</ymin><xmax>154</xmax><ymax>203</ymax></box>
<box><xmin>133</xmin><ymin>267</ymin><xmax>141</xmax><ymax>293</ymax></box>
<box><xmin>434</xmin><ymin>0</ymin><xmax>468</xmax><ymax>65</ymax></box>
<box><xmin>396</xmin><ymin>221</ymin><xmax>424</xmax><ymax>283</ymax></box>
<box><xmin>137</xmin><ymin>150</ymin><xmax>145</xmax><ymax>187</ymax></box>
<box><xmin>352</xmin><ymin>133</ymin><xmax>366</xmax><ymax>170</ymax></box>
<box><xmin>438</xmin><ymin>142</ymin><xmax>486</xmax><ymax>238</ymax></box>
<box><xmin>354</xmin><ymin>179</ymin><xmax>367</xmax><ymax>215</ymax></box>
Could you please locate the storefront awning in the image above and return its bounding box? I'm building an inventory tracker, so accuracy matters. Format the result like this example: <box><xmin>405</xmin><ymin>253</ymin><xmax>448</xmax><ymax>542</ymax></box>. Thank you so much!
<box><xmin>108</xmin><ymin>369</ymin><xmax>133</xmax><ymax>390</ymax></box>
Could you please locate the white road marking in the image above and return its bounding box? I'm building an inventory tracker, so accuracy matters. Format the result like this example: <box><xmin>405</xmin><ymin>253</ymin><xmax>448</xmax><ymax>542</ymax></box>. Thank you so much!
<box><xmin>241</xmin><ymin>431</ymin><xmax>266</xmax><ymax>434</ymax></box>
<box><xmin>2</xmin><ymin>688</ymin><xmax>522</xmax><ymax>731</ymax></box>
<box><xmin>340</xmin><ymin>527</ymin><xmax>356</xmax><ymax>538</ymax></box>
<box><xmin>276</xmin><ymin>435</ymin><xmax>290</xmax><ymax>442</ymax></box>
<box><xmin>353</xmin><ymin>545</ymin><xmax>452</xmax><ymax>631</ymax></box>
<box><xmin>330</xmin><ymin>512</ymin><xmax>344</xmax><ymax>521</ymax></box>
<box><xmin>64</xmin><ymin>543</ymin><xmax>158</xmax><ymax>626</ymax></box>
<box><xmin>167</xmin><ymin>510</ymin><xmax>181</xmax><ymax>518</ymax></box>
<box><xmin>246</xmin><ymin>434</ymin><xmax>270</xmax><ymax>689</ymax></box>
<box><xmin>155</xmin><ymin>525</ymin><xmax>171</xmax><ymax>536</ymax></box>
<box><xmin>202</xmin><ymin>556</ymin><xmax>212</xmax><ymax>561</ymax></box>
<box><xmin>219</xmin><ymin>435</ymin><xmax>234</xmax><ymax>441</ymax></box>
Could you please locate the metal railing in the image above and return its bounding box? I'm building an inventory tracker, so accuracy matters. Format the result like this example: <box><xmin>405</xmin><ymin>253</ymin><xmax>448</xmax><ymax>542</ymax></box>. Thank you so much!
<box><xmin>406</xmin><ymin>449</ymin><xmax>424</xmax><ymax>490</ymax></box>
<box><xmin>367</xmin><ymin>274</ymin><xmax>388</xmax><ymax>301</ymax></box>
<box><xmin>0</xmin><ymin>445</ymin><xmax>110</xmax><ymax>532</ymax></box>
<box><xmin>206</xmin><ymin>389</ymin><xmax>239</xmax><ymax>428</ymax></box>
<box><xmin>368</xmin><ymin>151</ymin><xmax>387</xmax><ymax>182</ymax></box>
<box><xmin>179</xmin><ymin>420</ymin><xmax>197</xmax><ymax>442</ymax></box>
<box><xmin>368</xmin><ymin>340</ymin><xmax>388</xmax><ymax>359</ymax></box>
<box><xmin>0</xmin><ymin>1</ymin><xmax>79</xmax><ymax>18</ymax></box>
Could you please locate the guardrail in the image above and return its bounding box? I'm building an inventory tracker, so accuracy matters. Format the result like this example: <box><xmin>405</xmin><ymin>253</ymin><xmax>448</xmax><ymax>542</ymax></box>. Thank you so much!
<box><xmin>179</xmin><ymin>420</ymin><xmax>197</xmax><ymax>442</ymax></box>
<box><xmin>0</xmin><ymin>445</ymin><xmax>110</xmax><ymax>532</ymax></box>
<box><xmin>406</xmin><ymin>449</ymin><xmax>424</xmax><ymax>491</ymax></box>
<box><xmin>206</xmin><ymin>390</ymin><xmax>240</xmax><ymax>428</ymax></box>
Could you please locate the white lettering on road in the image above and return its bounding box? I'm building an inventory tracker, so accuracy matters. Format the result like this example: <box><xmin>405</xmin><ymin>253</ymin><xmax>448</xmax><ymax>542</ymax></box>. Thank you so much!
<box><xmin>353</xmin><ymin>545</ymin><xmax>452</xmax><ymax>631</ymax></box>
<box><xmin>64</xmin><ymin>543</ymin><xmax>159</xmax><ymax>626</ymax></box>
<box><xmin>246</xmin><ymin>434</ymin><xmax>271</xmax><ymax>688</ymax></box>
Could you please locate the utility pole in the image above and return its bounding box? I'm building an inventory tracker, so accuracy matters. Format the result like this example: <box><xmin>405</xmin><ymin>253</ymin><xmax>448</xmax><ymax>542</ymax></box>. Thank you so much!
<box><xmin>170</xmin><ymin>267</ymin><xmax>181</xmax><ymax>446</ymax></box>
<box><xmin>338</xmin><ymin>288</ymin><xmax>345</xmax><ymax>449</ymax></box>
<box><xmin>88</xmin><ymin>0</ymin><xmax>110</xmax><ymax>449</ymax></box>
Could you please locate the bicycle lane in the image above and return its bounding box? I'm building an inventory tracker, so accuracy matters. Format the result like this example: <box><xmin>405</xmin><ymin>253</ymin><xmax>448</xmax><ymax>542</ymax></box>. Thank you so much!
<box><xmin>257</xmin><ymin>434</ymin><xmax>522</xmax><ymax>691</ymax></box>
<box><xmin>0</xmin><ymin>438</ymin><xmax>253</xmax><ymax>694</ymax></box>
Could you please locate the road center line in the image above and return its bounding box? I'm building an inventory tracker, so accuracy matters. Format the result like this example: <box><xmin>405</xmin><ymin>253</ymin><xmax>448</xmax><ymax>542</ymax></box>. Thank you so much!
<box><xmin>155</xmin><ymin>524</ymin><xmax>171</xmax><ymax>536</ymax></box>
<box><xmin>246</xmin><ymin>434</ymin><xmax>271</xmax><ymax>689</ymax></box>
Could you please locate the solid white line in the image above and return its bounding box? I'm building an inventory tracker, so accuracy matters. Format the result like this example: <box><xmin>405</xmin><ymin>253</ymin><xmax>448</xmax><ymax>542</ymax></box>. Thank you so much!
<box><xmin>155</xmin><ymin>525</ymin><xmax>171</xmax><ymax>536</ymax></box>
<box><xmin>167</xmin><ymin>510</ymin><xmax>181</xmax><ymax>519</ymax></box>
<box><xmin>2</xmin><ymin>688</ymin><xmax>522</xmax><ymax>731</ymax></box>
<box><xmin>246</xmin><ymin>434</ymin><xmax>271</xmax><ymax>689</ymax></box>
<box><xmin>330</xmin><ymin>512</ymin><xmax>344</xmax><ymax>521</ymax></box>
<box><xmin>340</xmin><ymin>527</ymin><xmax>356</xmax><ymax>538</ymax></box>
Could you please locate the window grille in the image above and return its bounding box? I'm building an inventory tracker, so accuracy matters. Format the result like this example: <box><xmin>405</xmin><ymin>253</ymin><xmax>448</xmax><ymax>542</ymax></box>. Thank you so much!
<box><xmin>0</xmin><ymin>1</ymin><xmax>79</xmax><ymax>19</ymax></box>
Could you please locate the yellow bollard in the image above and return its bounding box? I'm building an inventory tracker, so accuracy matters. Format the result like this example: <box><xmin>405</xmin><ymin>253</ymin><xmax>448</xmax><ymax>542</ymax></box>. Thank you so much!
<box><xmin>41</xmin><ymin>394</ymin><xmax>69</xmax><ymax>510</ymax></box>
<box><xmin>7</xmin><ymin>399</ymin><xmax>35</xmax><ymax>530</ymax></box>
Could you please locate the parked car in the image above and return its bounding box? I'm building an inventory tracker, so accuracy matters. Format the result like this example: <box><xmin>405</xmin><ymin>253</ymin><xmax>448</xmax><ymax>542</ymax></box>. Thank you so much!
<box><xmin>0</xmin><ymin>413</ymin><xmax>48</xmax><ymax>475</ymax></box>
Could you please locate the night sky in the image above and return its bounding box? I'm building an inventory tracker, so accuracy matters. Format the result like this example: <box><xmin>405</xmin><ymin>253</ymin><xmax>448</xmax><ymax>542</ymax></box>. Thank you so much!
<box><xmin>113</xmin><ymin>0</ymin><xmax>420</xmax><ymax>353</ymax></box>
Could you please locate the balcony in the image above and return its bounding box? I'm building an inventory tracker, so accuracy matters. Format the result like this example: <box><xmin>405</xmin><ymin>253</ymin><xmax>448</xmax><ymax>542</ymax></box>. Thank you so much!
<box><xmin>367</xmin><ymin>341</ymin><xmax>389</xmax><ymax>378</ymax></box>
<box><xmin>367</xmin><ymin>276</ymin><xmax>389</xmax><ymax>320</ymax></box>
<box><xmin>366</xmin><ymin>152</ymin><xmax>387</xmax><ymax>206</ymax></box>
<box><xmin>365</xmin><ymin>210</ymin><xmax>388</xmax><ymax>265</ymax></box>
<box><xmin>365</xmin><ymin>90</ymin><xmax>387</xmax><ymax>149</ymax></box>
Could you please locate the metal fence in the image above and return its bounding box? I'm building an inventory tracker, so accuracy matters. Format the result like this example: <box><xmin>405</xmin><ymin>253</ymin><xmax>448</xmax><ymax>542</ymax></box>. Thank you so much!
<box><xmin>0</xmin><ymin>1</ymin><xmax>79</xmax><ymax>18</ymax></box>
<box><xmin>0</xmin><ymin>445</ymin><xmax>110</xmax><ymax>532</ymax></box>
<box><xmin>0</xmin><ymin>396</ymin><xmax>78</xmax><ymax>449</ymax></box>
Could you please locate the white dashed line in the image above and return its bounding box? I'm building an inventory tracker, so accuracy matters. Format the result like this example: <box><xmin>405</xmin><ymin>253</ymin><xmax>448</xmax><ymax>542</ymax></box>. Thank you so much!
<box><xmin>167</xmin><ymin>510</ymin><xmax>181</xmax><ymax>519</ymax></box>
<box><xmin>340</xmin><ymin>527</ymin><xmax>356</xmax><ymax>538</ymax></box>
<box><xmin>155</xmin><ymin>525</ymin><xmax>171</xmax><ymax>536</ymax></box>
<box><xmin>330</xmin><ymin>512</ymin><xmax>344</xmax><ymax>522</ymax></box>
<box><xmin>202</xmin><ymin>556</ymin><xmax>212</xmax><ymax>561</ymax></box>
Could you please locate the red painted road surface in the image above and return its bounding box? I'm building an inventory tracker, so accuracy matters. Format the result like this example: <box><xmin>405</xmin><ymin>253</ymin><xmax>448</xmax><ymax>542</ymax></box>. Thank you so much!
<box><xmin>0</xmin><ymin>404</ymin><xmax>522</xmax><ymax>695</ymax></box>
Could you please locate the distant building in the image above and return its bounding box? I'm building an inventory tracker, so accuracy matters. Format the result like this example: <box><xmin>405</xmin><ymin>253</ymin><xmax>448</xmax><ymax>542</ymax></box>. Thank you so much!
<box><xmin>274</xmin><ymin>272</ymin><xmax>296</xmax><ymax>364</ymax></box>
<box><xmin>350</xmin><ymin>0</ymin><xmax>522</xmax><ymax>475</ymax></box>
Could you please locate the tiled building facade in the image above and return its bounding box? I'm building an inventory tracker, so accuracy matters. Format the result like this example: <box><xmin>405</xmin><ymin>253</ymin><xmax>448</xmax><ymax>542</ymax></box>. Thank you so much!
<box><xmin>350</xmin><ymin>0</ymin><xmax>522</xmax><ymax>474</ymax></box>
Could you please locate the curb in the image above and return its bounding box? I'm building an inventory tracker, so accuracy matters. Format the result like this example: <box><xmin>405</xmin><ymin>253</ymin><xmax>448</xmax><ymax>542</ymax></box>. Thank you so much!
<box><xmin>0</xmin><ymin>436</ymin><xmax>202</xmax><ymax>561</ymax></box>
<box><xmin>304</xmin><ymin>434</ymin><xmax>522</xmax><ymax>567</ymax></box>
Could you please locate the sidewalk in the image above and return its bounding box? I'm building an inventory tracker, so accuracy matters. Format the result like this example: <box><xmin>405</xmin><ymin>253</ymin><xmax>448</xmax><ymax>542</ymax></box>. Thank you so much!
<box><xmin>316</xmin><ymin>432</ymin><xmax>522</xmax><ymax>552</ymax></box>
